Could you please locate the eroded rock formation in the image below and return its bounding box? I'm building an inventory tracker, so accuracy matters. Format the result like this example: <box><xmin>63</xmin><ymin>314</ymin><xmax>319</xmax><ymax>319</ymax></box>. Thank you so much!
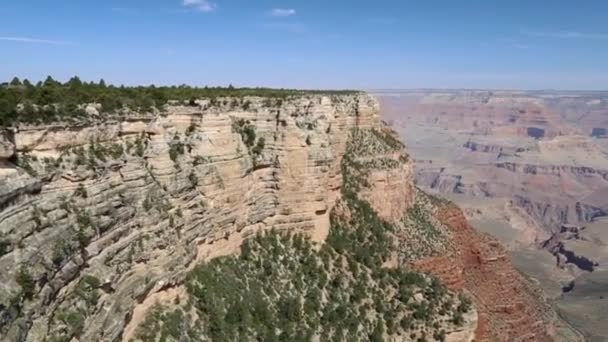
<box><xmin>541</xmin><ymin>225</ymin><xmax>599</xmax><ymax>272</ymax></box>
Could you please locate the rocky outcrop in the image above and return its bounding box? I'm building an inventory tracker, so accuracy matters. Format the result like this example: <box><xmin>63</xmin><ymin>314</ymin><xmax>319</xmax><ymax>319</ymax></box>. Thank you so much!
<box><xmin>463</xmin><ymin>140</ymin><xmax>520</xmax><ymax>156</ymax></box>
<box><xmin>541</xmin><ymin>225</ymin><xmax>599</xmax><ymax>272</ymax></box>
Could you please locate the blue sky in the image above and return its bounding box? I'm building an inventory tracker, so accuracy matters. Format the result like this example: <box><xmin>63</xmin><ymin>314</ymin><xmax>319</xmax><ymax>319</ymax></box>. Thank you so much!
<box><xmin>1</xmin><ymin>0</ymin><xmax>607</xmax><ymax>90</ymax></box>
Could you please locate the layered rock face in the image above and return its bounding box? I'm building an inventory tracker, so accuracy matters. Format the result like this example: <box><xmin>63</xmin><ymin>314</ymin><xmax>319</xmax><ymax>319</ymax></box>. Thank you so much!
<box><xmin>0</xmin><ymin>95</ymin><xmax>380</xmax><ymax>341</ymax></box>
<box><xmin>0</xmin><ymin>93</ymin><xmax>562</xmax><ymax>341</ymax></box>
<box><xmin>379</xmin><ymin>90</ymin><xmax>608</xmax><ymax>234</ymax></box>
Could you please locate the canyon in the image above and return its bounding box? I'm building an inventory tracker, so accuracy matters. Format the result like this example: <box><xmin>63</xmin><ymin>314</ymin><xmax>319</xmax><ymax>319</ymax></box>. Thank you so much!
<box><xmin>0</xmin><ymin>92</ymin><xmax>580</xmax><ymax>341</ymax></box>
<box><xmin>378</xmin><ymin>90</ymin><xmax>608</xmax><ymax>340</ymax></box>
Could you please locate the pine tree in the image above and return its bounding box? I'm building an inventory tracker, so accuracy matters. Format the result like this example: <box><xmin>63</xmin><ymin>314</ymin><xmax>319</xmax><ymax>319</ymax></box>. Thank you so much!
<box><xmin>10</xmin><ymin>77</ymin><xmax>21</xmax><ymax>86</ymax></box>
<box><xmin>16</xmin><ymin>266</ymin><xmax>35</xmax><ymax>299</ymax></box>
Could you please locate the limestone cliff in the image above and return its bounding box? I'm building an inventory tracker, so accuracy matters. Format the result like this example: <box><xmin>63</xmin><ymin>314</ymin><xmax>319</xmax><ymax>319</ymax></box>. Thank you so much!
<box><xmin>0</xmin><ymin>94</ymin><xmax>563</xmax><ymax>341</ymax></box>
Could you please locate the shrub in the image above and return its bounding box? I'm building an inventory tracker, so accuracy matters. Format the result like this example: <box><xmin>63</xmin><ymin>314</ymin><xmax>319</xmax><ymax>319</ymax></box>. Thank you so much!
<box><xmin>57</xmin><ymin>310</ymin><xmax>85</xmax><ymax>337</ymax></box>
<box><xmin>193</xmin><ymin>155</ymin><xmax>208</xmax><ymax>166</ymax></box>
<box><xmin>76</xmin><ymin>275</ymin><xmax>101</xmax><ymax>307</ymax></box>
<box><xmin>16</xmin><ymin>153</ymin><xmax>37</xmax><ymax>176</ymax></box>
<box><xmin>74</xmin><ymin>183</ymin><xmax>88</xmax><ymax>198</ymax></box>
<box><xmin>186</xmin><ymin>122</ymin><xmax>198</xmax><ymax>136</ymax></box>
<box><xmin>457</xmin><ymin>293</ymin><xmax>472</xmax><ymax>313</ymax></box>
<box><xmin>0</xmin><ymin>239</ymin><xmax>10</xmax><ymax>256</ymax></box>
<box><xmin>16</xmin><ymin>267</ymin><xmax>35</xmax><ymax>299</ymax></box>
<box><xmin>232</xmin><ymin>119</ymin><xmax>256</xmax><ymax>147</ymax></box>
<box><xmin>252</xmin><ymin>137</ymin><xmax>265</xmax><ymax>156</ymax></box>
<box><xmin>169</xmin><ymin>138</ymin><xmax>185</xmax><ymax>164</ymax></box>
<box><xmin>452</xmin><ymin>311</ymin><xmax>464</xmax><ymax>326</ymax></box>
<box><xmin>51</xmin><ymin>239</ymin><xmax>71</xmax><ymax>267</ymax></box>
<box><xmin>188</xmin><ymin>171</ymin><xmax>198</xmax><ymax>187</ymax></box>
<box><xmin>134</xmin><ymin>134</ymin><xmax>146</xmax><ymax>157</ymax></box>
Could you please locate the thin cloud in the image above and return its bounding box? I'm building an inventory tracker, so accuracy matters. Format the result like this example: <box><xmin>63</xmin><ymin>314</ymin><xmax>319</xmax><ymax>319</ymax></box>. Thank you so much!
<box><xmin>270</xmin><ymin>8</ymin><xmax>296</xmax><ymax>17</ymax></box>
<box><xmin>521</xmin><ymin>29</ymin><xmax>608</xmax><ymax>40</ymax></box>
<box><xmin>183</xmin><ymin>0</ymin><xmax>216</xmax><ymax>12</ymax></box>
<box><xmin>0</xmin><ymin>36</ymin><xmax>73</xmax><ymax>45</ymax></box>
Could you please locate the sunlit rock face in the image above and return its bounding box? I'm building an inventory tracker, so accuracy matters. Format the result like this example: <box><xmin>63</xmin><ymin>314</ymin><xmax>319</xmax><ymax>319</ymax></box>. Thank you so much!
<box><xmin>0</xmin><ymin>94</ymin><xmax>382</xmax><ymax>341</ymax></box>
<box><xmin>0</xmin><ymin>93</ymin><xmax>568</xmax><ymax>342</ymax></box>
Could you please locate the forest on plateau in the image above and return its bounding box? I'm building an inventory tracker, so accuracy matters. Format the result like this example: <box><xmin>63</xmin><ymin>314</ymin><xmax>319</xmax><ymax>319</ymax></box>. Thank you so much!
<box><xmin>0</xmin><ymin>76</ymin><xmax>357</xmax><ymax>125</ymax></box>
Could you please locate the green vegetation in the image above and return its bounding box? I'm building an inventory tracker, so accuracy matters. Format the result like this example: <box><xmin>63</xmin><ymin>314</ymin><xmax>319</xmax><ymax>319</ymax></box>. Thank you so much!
<box><xmin>0</xmin><ymin>239</ymin><xmax>10</xmax><ymax>256</ymax></box>
<box><xmin>186</xmin><ymin>122</ymin><xmax>198</xmax><ymax>136</ymax></box>
<box><xmin>51</xmin><ymin>239</ymin><xmax>75</xmax><ymax>268</ymax></box>
<box><xmin>75</xmin><ymin>275</ymin><xmax>101</xmax><ymax>307</ymax></box>
<box><xmin>16</xmin><ymin>266</ymin><xmax>35</xmax><ymax>299</ymax></box>
<box><xmin>342</xmin><ymin>128</ymin><xmax>407</xmax><ymax>172</ymax></box>
<box><xmin>135</xmin><ymin>305</ymin><xmax>201</xmax><ymax>342</ymax></box>
<box><xmin>135</xmin><ymin>230</ymin><xmax>463</xmax><ymax>342</ymax></box>
<box><xmin>15</xmin><ymin>153</ymin><xmax>37</xmax><ymax>176</ymax></box>
<box><xmin>168</xmin><ymin>136</ymin><xmax>185</xmax><ymax>165</ymax></box>
<box><xmin>0</xmin><ymin>76</ymin><xmax>358</xmax><ymax>125</ymax></box>
<box><xmin>163</xmin><ymin>136</ymin><xmax>186</xmax><ymax>172</ymax></box>
<box><xmin>188</xmin><ymin>171</ymin><xmax>199</xmax><ymax>188</ymax></box>
<box><xmin>48</xmin><ymin>275</ymin><xmax>102</xmax><ymax>341</ymax></box>
<box><xmin>31</xmin><ymin>205</ymin><xmax>44</xmax><ymax>231</ymax></box>
<box><xmin>232</xmin><ymin>118</ymin><xmax>266</xmax><ymax>163</ymax></box>
<box><xmin>395</xmin><ymin>189</ymin><xmax>452</xmax><ymax>262</ymax></box>
<box><xmin>142</xmin><ymin>187</ymin><xmax>171</xmax><ymax>215</ymax></box>
<box><xmin>53</xmin><ymin>309</ymin><xmax>86</xmax><ymax>341</ymax></box>
<box><xmin>406</xmin><ymin>204</ymin><xmax>443</xmax><ymax>244</ymax></box>
<box><xmin>346</xmin><ymin>128</ymin><xmax>403</xmax><ymax>158</ymax></box>
<box><xmin>232</xmin><ymin>119</ymin><xmax>256</xmax><ymax>148</ymax></box>
<box><xmin>251</xmin><ymin>137</ymin><xmax>265</xmax><ymax>157</ymax></box>
<box><xmin>192</xmin><ymin>155</ymin><xmax>208</xmax><ymax>166</ymax></box>
<box><xmin>133</xmin><ymin>128</ymin><xmax>468</xmax><ymax>342</ymax></box>
<box><xmin>14</xmin><ymin>139</ymin><xmax>130</xmax><ymax>179</ymax></box>
<box><xmin>74</xmin><ymin>183</ymin><xmax>88</xmax><ymax>198</ymax></box>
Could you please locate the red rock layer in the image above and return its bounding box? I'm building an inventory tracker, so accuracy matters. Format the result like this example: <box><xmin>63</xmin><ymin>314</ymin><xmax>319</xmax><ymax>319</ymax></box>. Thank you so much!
<box><xmin>412</xmin><ymin>206</ymin><xmax>554</xmax><ymax>341</ymax></box>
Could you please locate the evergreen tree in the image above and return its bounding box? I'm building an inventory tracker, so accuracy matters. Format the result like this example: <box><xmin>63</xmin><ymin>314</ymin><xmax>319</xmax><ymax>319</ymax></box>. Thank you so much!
<box><xmin>16</xmin><ymin>266</ymin><xmax>35</xmax><ymax>299</ymax></box>
<box><xmin>44</xmin><ymin>76</ymin><xmax>57</xmax><ymax>86</ymax></box>
<box><xmin>67</xmin><ymin>76</ymin><xmax>83</xmax><ymax>87</ymax></box>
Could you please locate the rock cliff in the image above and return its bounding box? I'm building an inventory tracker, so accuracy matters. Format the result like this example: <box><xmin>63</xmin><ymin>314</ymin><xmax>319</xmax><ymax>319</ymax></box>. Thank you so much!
<box><xmin>0</xmin><ymin>93</ymin><xmax>563</xmax><ymax>341</ymax></box>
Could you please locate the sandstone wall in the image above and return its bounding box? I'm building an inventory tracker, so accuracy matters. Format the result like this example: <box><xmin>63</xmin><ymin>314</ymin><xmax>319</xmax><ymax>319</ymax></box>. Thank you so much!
<box><xmin>0</xmin><ymin>94</ymin><xmax>382</xmax><ymax>341</ymax></box>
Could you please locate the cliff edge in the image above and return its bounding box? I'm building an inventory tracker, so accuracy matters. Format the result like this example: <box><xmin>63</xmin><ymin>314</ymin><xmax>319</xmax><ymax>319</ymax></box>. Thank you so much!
<box><xmin>0</xmin><ymin>93</ymin><xmax>570</xmax><ymax>341</ymax></box>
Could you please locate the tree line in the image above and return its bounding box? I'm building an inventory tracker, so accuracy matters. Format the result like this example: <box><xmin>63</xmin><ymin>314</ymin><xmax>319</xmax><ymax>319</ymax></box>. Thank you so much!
<box><xmin>0</xmin><ymin>76</ymin><xmax>358</xmax><ymax>125</ymax></box>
